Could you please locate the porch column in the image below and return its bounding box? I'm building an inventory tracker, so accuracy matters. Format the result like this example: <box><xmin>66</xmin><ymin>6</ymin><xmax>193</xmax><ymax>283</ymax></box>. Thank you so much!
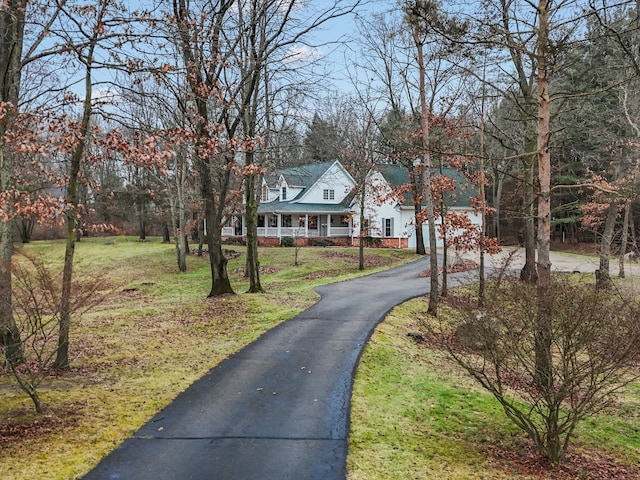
<box><xmin>326</xmin><ymin>214</ymin><xmax>331</xmax><ymax>237</ymax></box>
<box><xmin>305</xmin><ymin>214</ymin><xmax>309</xmax><ymax>238</ymax></box>
<box><xmin>277</xmin><ymin>213</ymin><xmax>281</xmax><ymax>239</ymax></box>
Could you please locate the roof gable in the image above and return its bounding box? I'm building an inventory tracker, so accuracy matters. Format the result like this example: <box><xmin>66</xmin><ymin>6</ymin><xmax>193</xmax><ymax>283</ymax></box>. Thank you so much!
<box><xmin>277</xmin><ymin>161</ymin><xmax>337</xmax><ymax>189</ymax></box>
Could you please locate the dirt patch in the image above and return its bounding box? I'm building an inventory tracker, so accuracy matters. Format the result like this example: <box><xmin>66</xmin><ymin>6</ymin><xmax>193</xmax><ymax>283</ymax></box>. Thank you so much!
<box><xmin>321</xmin><ymin>251</ymin><xmax>353</xmax><ymax>259</ymax></box>
<box><xmin>230</xmin><ymin>266</ymin><xmax>280</xmax><ymax>276</ymax></box>
<box><xmin>303</xmin><ymin>270</ymin><xmax>343</xmax><ymax>280</ymax></box>
<box><xmin>0</xmin><ymin>405</ymin><xmax>81</xmax><ymax>450</ymax></box>
<box><xmin>486</xmin><ymin>438</ymin><xmax>640</xmax><ymax>480</ymax></box>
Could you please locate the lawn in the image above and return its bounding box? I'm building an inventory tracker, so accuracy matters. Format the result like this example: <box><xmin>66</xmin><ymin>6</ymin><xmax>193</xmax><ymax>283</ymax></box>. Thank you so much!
<box><xmin>3</xmin><ymin>239</ymin><xmax>638</xmax><ymax>479</ymax></box>
<box><xmin>0</xmin><ymin>237</ymin><xmax>415</xmax><ymax>480</ymax></box>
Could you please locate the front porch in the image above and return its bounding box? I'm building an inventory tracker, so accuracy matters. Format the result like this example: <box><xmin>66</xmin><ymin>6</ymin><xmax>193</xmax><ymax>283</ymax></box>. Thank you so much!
<box><xmin>223</xmin><ymin>212</ymin><xmax>352</xmax><ymax>239</ymax></box>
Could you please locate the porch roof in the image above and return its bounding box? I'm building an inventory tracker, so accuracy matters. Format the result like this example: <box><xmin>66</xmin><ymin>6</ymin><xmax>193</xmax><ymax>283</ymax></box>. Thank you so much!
<box><xmin>258</xmin><ymin>201</ymin><xmax>351</xmax><ymax>215</ymax></box>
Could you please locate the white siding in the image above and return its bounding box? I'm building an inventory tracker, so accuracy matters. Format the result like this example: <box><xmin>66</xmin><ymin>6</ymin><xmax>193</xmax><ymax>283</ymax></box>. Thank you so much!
<box><xmin>406</xmin><ymin>209</ymin><xmax>482</xmax><ymax>248</ymax></box>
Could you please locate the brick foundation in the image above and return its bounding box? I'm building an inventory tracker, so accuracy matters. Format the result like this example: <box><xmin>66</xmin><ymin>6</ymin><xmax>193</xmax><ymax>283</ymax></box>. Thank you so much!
<box><xmin>223</xmin><ymin>236</ymin><xmax>407</xmax><ymax>249</ymax></box>
<box><xmin>352</xmin><ymin>237</ymin><xmax>408</xmax><ymax>249</ymax></box>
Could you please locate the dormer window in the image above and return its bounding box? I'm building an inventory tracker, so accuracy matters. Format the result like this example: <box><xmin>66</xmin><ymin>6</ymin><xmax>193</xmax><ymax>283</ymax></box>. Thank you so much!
<box><xmin>281</xmin><ymin>186</ymin><xmax>287</xmax><ymax>200</ymax></box>
<box><xmin>261</xmin><ymin>184</ymin><xmax>269</xmax><ymax>202</ymax></box>
<box><xmin>323</xmin><ymin>189</ymin><xmax>335</xmax><ymax>200</ymax></box>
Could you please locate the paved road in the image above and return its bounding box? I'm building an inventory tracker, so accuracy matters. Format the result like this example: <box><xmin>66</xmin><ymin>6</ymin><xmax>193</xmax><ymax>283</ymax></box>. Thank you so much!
<box><xmin>82</xmin><ymin>257</ymin><xmax>475</xmax><ymax>480</ymax></box>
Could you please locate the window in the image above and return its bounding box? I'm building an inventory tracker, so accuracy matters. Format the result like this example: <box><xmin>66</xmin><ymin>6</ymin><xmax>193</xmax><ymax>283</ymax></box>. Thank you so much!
<box><xmin>282</xmin><ymin>215</ymin><xmax>292</xmax><ymax>227</ymax></box>
<box><xmin>384</xmin><ymin>218</ymin><xmax>394</xmax><ymax>237</ymax></box>
<box><xmin>268</xmin><ymin>215</ymin><xmax>278</xmax><ymax>228</ymax></box>
<box><xmin>281</xmin><ymin>186</ymin><xmax>287</xmax><ymax>200</ymax></box>
<box><xmin>323</xmin><ymin>189</ymin><xmax>335</xmax><ymax>200</ymax></box>
<box><xmin>261</xmin><ymin>185</ymin><xmax>269</xmax><ymax>202</ymax></box>
<box><xmin>257</xmin><ymin>215</ymin><xmax>265</xmax><ymax>227</ymax></box>
<box><xmin>330</xmin><ymin>215</ymin><xmax>349</xmax><ymax>226</ymax></box>
<box><xmin>308</xmin><ymin>215</ymin><xmax>318</xmax><ymax>230</ymax></box>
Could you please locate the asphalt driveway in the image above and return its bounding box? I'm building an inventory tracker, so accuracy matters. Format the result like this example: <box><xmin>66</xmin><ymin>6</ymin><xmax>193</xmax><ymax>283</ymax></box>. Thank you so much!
<box><xmin>82</xmin><ymin>257</ymin><xmax>478</xmax><ymax>480</ymax></box>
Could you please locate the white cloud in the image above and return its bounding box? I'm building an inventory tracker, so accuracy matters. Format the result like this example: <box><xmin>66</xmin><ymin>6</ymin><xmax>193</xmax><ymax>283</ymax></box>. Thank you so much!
<box><xmin>282</xmin><ymin>45</ymin><xmax>323</xmax><ymax>65</ymax></box>
<box><xmin>91</xmin><ymin>87</ymin><xmax>121</xmax><ymax>105</ymax></box>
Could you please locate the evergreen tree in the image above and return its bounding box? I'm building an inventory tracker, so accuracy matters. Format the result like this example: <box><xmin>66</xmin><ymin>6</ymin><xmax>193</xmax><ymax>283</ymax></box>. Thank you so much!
<box><xmin>302</xmin><ymin>113</ymin><xmax>345</xmax><ymax>162</ymax></box>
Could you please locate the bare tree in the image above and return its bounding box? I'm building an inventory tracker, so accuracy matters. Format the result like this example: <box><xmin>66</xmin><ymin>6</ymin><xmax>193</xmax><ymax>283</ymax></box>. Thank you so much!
<box><xmin>442</xmin><ymin>275</ymin><xmax>640</xmax><ymax>464</ymax></box>
<box><xmin>238</xmin><ymin>1</ymin><xmax>362</xmax><ymax>286</ymax></box>
<box><xmin>54</xmin><ymin>0</ymin><xmax>122</xmax><ymax>369</ymax></box>
<box><xmin>353</xmin><ymin>11</ymin><xmax>428</xmax><ymax>255</ymax></box>
<box><xmin>9</xmin><ymin>253</ymin><xmax>106</xmax><ymax>412</ymax></box>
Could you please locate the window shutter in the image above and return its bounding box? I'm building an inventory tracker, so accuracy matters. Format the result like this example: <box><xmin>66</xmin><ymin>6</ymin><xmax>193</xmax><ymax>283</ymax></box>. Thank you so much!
<box><xmin>390</xmin><ymin>218</ymin><xmax>394</xmax><ymax>237</ymax></box>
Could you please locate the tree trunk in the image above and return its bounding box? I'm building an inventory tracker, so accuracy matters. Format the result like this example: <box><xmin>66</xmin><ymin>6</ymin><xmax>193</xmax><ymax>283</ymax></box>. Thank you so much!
<box><xmin>534</xmin><ymin>0</ymin><xmax>553</xmax><ymax>392</ymax></box>
<box><xmin>176</xmin><ymin>224</ymin><xmax>187</xmax><ymax>273</ymax></box>
<box><xmin>54</xmin><ymin>51</ymin><xmax>95</xmax><ymax>370</ymax></box>
<box><xmin>18</xmin><ymin>216</ymin><xmax>34</xmax><ymax>243</ymax></box>
<box><xmin>190</xmin><ymin>108</ymin><xmax>234</xmax><ymax>296</ymax></box>
<box><xmin>478</xmin><ymin>94</ymin><xmax>488</xmax><ymax>306</ymax></box>
<box><xmin>412</xmin><ymin>169</ymin><xmax>426</xmax><ymax>255</ymax></box>
<box><xmin>0</xmin><ymin>1</ymin><xmax>26</xmax><ymax>365</ymax></box>
<box><xmin>8</xmin><ymin>362</ymin><xmax>42</xmax><ymax>413</ymax></box>
<box><xmin>197</xmin><ymin>218</ymin><xmax>204</xmax><ymax>257</ymax></box>
<box><xmin>630</xmin><ymin>208</ymin><xmax>638</xmax><ymax>253</ymax></box>
<box><xmin>441</xmin><ymin>207</ymin><xmax>448</xmax><ymax>297</ymax></box>
<box><xmin>618</xmin><ymin>201</ymin><xmax>630</xmax><ymax>278</ymax></box>
<box><xmin>358</xmin><ymin>184</ymin><xmax>366</xmax><ymax>270</ymax></box>
<box><xmin>0</xmin><ymin>224</ymin><xmax>21</xmax><ymax>365</ymax></box>
<box><xmin>596</xmin><ymin>201</ymin><xmax>617</xmax><ymax>289</ymax></box>
<box><xmin>138</xmin><ymin>194</ymin><xmax>146</xmax><ymax>241</ymax></box>
<box><xmin>245</xmin><ymin>166</ymin><xmax>263</xmax><ymax>293</ymax></box>
<box><xmin>521</xmin><ymin>152</ymin><xmax>538</xmax><ymax>283</ymax></box>
<box><xmin>207</xmin><ymin>155</ymin><xmax>234</xmax><ymax>297</ymax></box>
<box><xmin>168</xmin><ymin>196</ymin><xmax>184</xmax><ymax>271</ymax></box>
<box><xmin>243</xmin><ymin>81</ymin><xmax>263</xmax><ymax>292</ymax></box>
<box><xmin>162</xmin><ymin>220</ymin><xmax>170</xmax><ymax>243</ymax></box>
<box><xmin>137</xmin><ymin>168</ymin><xmax>147</xmax><ymax>240</ymax></box>
<box><xmin>413</xmin><ymin>27</ymin><xmax>438</xmax><ymax>316</ymax></box>
<box><xmin>175</xmin><ymin>158</ymin><xmax>188</xmax><ymax>272</ymax></box>
<box><xmin>492</xmin><ymin>165</ymin><xmax>504</xmax><ymax>240</ymax></box>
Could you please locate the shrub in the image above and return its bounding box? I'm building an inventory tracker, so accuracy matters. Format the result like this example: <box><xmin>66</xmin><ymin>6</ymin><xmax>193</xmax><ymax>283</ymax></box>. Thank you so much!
<box><xmin>280</xmin><ymin>236</ymin><xmax>294</xmax><ymax>247</ymax></box>
<box><xmin>435</xmin><ymin>275</ymin><xmax>640</xmax><ymax>464</ymax></box>
<box><xmin>2</xmin><ymin>254</ymin><xmax>108</xmax><ymax>413</ymax></box>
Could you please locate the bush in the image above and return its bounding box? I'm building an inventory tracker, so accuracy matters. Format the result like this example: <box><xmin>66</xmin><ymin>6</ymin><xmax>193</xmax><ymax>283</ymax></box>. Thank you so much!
<box><xmin>280</xmin><ymin>236</ymin><xmax>294</xmax><ymax>247</ymax></box>
<box><xmin>2</xmin><ymin>254</ymin><xmax>108</xmax><ymax>413</ymax></box>
<box><xmin>435</xmin><ymin>275</ymin><xmax>640</xmax><ymax>464</ymax></box>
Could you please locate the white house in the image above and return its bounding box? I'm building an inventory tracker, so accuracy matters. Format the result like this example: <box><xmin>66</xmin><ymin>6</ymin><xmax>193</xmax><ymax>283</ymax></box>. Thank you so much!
<box><xmin>223</xmin><ymin>160</ymin><xmax>356</xmax><ymax>245</ymax></box>
<box><xmin>223</xmin><ymin>160</ymin><xmax>481</xmax><ymax>248</ymax></box>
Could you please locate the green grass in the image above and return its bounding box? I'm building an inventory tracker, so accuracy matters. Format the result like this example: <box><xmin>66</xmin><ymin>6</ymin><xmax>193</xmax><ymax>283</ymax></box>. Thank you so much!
<box><xmin>0</xmin><ymin>237</ymin><xmax>416</xmax><ymax>480</ymax></box>
<box><xmin>348</xmin><ymin>296</ymin><xmax>640</xmax><ymax>480</ymax></box>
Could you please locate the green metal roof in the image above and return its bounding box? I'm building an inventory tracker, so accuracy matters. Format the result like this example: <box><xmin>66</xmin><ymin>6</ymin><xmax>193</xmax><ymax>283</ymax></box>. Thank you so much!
<box><xmin>377</xmin><ymin>163</ymin><xmax>477</xmax><ymax>208</ymax></box>
<box><xmin>273</xmin><ymin>161</ymin><xmax>337</xmax><ymax>189</ymax></box>
<box><xmin>258</xmin><ymin>201</ymin><xmax>350</xmax><ymax>214</ymax></box>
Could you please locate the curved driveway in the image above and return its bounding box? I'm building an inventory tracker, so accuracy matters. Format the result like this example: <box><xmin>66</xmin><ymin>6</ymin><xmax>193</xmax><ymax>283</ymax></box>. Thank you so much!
<box><xmin>83</xmin><ymin>257</ymin><xmax>474</xmax><ymax>480</ymax></box>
